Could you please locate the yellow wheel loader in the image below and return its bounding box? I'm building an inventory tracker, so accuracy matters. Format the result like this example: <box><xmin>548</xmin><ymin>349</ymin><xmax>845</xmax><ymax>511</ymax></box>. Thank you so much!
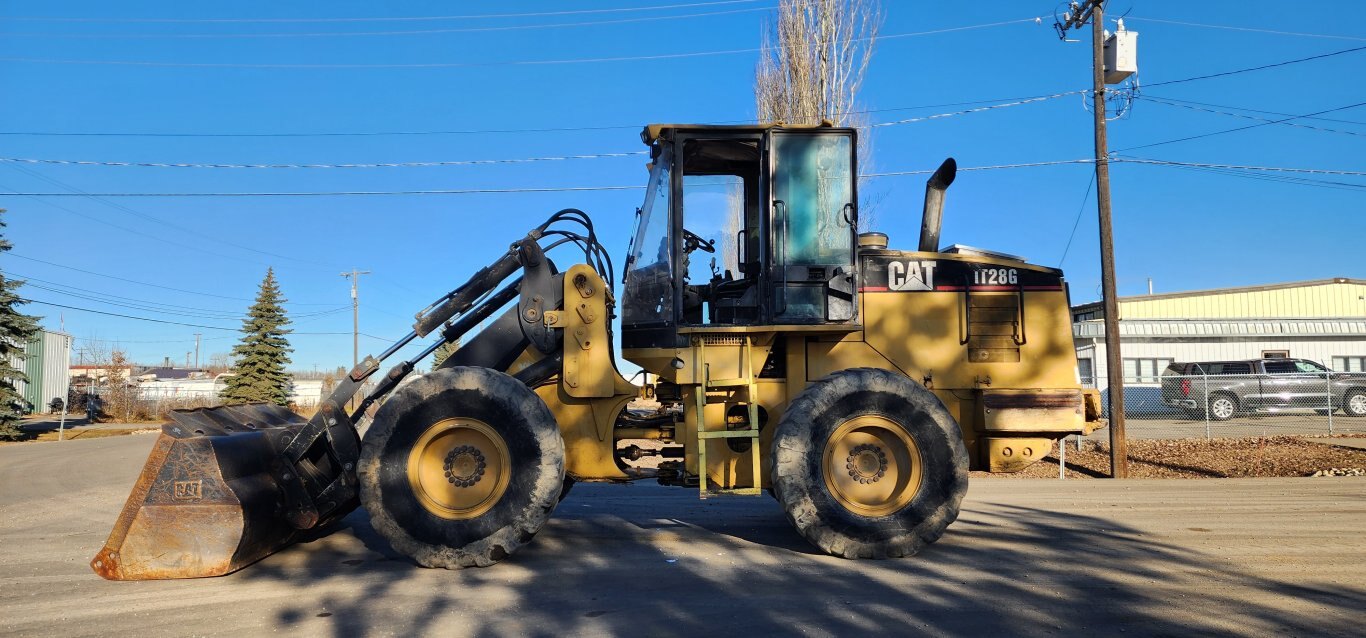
<box><xmin>92</xmin><ymin>124</ymin><xmax>1103</xmax><ymax>580</ymax></box>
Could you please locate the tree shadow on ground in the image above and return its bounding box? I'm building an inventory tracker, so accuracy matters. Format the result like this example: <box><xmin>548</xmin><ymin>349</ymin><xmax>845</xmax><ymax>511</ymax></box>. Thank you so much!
<box><xmin>239</xmin><ymin>482</ymin><xmax>1366</xmax><ymax>637</ymax></box>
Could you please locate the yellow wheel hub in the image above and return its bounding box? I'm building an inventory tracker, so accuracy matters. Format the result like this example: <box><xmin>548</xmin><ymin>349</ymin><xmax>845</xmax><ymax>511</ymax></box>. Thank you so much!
<box><xmin>408</xmin><ymin>418</ymin><xmax>511</xmax><ymax>520</ymax></box>
<box><xmin>822</xmin><ymin>414</ymin><xmax>923</xmax><ymax>517</ymax></box>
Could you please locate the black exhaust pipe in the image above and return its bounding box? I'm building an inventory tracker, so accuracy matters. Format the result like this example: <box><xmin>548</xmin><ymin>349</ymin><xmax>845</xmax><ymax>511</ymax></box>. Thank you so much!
<box><xmin>918</xmin><ymin>158</ymin><xmax>957</xmax><ymax>252</ymax></box>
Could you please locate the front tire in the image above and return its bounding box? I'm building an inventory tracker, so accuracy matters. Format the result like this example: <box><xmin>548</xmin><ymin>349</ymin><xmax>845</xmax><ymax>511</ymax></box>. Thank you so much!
<box><xmin>359</xmin><ymin>367</ymin><xmax>564</xmax><ymax>569</ymax></box>
<box><xmin>771</xmin><ymin>368</ymin><xmax>969</xmax><ymax>559</ymax></box>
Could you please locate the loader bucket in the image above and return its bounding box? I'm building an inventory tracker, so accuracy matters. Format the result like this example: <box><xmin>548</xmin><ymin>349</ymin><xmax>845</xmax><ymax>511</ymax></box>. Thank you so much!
<box><xmin>92</xmin><ymin>404</ymin><xmax>357</xmax><ymax>580</ymax></box>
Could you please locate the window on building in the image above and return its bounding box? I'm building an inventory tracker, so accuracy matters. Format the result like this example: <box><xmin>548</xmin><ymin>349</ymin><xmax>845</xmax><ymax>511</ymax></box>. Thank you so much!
<box><xmin>1122</xmin><ymin>358</ymin><xmax>1172</xmax><ymax>384</ymax></box>
<box><xmin>1333</xmin><ymin>356</ymin><xmax>1366</xmax><ymax>372</ymax></box>
<box><xmin>1077</xmin><ymin>357</ymin><xmax>1095</xmax><ymax>387</ymax></box>
<box><xmin>1261</xmin><ymin>350</ymin><xmax>1289</xmax><ymax>359</ymax></box>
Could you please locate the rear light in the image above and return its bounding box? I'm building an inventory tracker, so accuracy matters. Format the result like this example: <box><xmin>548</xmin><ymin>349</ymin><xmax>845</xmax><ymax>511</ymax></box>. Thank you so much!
<box><xmin>1180</xmin><ymin>379</ymin><xmax>1191</xmax><ymax>397</ymax></box>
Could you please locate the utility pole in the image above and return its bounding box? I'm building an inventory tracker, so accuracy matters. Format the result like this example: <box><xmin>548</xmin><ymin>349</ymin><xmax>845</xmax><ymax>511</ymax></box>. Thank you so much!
<box><xmin>193</xmin><ymin>333</ymin><xmax>201</xmax><ymax>369</ymax></box>
<box><xmin>1056</xmin><ymin>0</ymin><xmax>1128</xmax><ymax>478</ymax></box>
<box><xmin>340</xmin><ymin>269</ymin><xmax>371</xmax><ymax>370</ymax></box>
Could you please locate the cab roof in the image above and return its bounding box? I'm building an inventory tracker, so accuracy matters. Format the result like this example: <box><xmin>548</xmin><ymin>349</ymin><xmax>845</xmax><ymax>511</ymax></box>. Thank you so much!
<box><xmin>640</xmin><ymin>121</ymin><xmax>846</xmax><ymax>146</ymax></box>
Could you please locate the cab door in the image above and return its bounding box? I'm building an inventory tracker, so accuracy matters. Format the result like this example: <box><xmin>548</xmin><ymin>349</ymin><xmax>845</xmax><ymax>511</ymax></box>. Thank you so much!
<box><xmin>768</xmin><ymin>130</ymin><xmax>859</xmax><ymax>324</ymax></box>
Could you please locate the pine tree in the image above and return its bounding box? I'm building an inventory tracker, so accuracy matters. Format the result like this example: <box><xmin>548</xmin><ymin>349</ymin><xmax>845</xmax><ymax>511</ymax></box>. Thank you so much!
<box><xmin>0</xmin><ymin>210</ymin><xmax>40</xmax><ymax>439</ymax></box>
<box><xmin>221</xmin><ymin>268</ymin><xmax>293</xmax><ymax>406</ymax></box>
<box><xmin>431</xmin><ymin>339</ymin><xmax>460</xmax><ymax>372</ymax></box>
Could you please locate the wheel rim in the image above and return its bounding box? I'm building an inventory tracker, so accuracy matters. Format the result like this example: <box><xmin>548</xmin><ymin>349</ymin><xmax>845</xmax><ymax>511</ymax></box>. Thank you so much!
<box><xmin>1212</xmin><ymin>398</ymin><xmax>1234</xmax><ymax>419</ymax></box>
<box><xmin>822</xmin><ymin>414</ymin><xmax>923</xmax><ymax>517</ymax></box>
<box><xmin>407</xmin><ymin>418</ymin><xmax>511</xmax><ymax>520</ymax></box>
<box><xmin>1350</xmin><ymin>394</ymin><xmax>1366</xmax><ymax>415</ymax></box>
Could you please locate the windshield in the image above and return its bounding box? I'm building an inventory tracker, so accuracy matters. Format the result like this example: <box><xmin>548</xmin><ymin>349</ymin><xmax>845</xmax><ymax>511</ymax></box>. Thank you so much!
<box><xmin>622</xmin><ymin>153</ymin><xmax>674</xmax><ymax>327</ymax></box>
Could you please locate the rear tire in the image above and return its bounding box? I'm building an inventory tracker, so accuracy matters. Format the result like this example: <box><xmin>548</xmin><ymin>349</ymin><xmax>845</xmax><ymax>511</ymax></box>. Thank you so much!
<box><xmin>1207</xmin><ymin>393</ymin><xmax>1238</xmax><ymax>422</ymax></box>
<box><xmin>359</xmin><ymin>367</ymin><xmax>564</xmax><ymax>569</ymax></box>
<box><xmin>771</xmin><ymin>368</ymin><xmax>969</xmax><ymax>559</ymax></box>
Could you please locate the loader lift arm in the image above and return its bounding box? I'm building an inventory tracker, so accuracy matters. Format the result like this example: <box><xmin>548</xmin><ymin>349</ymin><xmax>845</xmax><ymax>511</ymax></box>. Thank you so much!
<box><xmin>289</xmin><ymin>209</ymin><xmax>617</xmax><ymax>527</ymax></box>
<box><xmin>92</xmin><ymin>210</ymin><xmax>622</xmax><ymax>580</ymax></box>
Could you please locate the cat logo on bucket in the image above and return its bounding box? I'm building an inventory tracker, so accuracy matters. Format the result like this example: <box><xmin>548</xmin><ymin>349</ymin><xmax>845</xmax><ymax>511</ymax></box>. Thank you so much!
<box><xmin>887</xmin><ymin>260</ymin><xmax>937</xmax><ymax>291</ymax></box>
<box><xmin>173</xmin><ymin>480</ymin><xmax>203</xmax><ymax>501</ymax></box>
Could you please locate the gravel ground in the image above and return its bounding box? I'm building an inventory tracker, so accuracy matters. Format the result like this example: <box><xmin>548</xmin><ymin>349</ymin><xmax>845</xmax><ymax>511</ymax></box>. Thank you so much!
<box><xmin>973</xmin><ymin>435</ymin><xmax>1366</xmax><ymax>479</ymax></box>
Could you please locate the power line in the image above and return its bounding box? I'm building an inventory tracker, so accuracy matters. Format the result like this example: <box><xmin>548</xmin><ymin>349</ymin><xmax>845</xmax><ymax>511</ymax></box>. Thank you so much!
<box><xmin>2</xmin><ymin>185</ymin><xmax>650</xmax><ymax>197</ymax></box>
<box><xmin>1138</xmin><ymin>96</ymin><xmax>1366</xmax><ymax>136</ymax></box>
<box><xmin>1138</xmin><ymin>94</ymin><xmax>1366</xmax><ymax>126</ymax></box>
<box><xmin>0</xmin><ymin>1</ymin><xmax>769</xmax><ymax>23</ymax></box>
<box><xmin>1125</xmin><ymin>159</ymin><xmax>1366</xmax><ymax>192</ymax></box>
<box><xmin>0</xmin><ymin>19</ymin><xmax>1041</xmax><ymax>69</ymax></box>
<box><xmin>3</xmin><ymin>163</ymin><xmax>346</xmax><ymax>270</ymax></box>
<box><xmin>1116</xmin><ymin>101</ymin><xmax>1366</xmax><ymax>151</ymax></box>
<box><xmin>0</xmin><ymin>170</ymin><xmax>277</xmax><ymax>265</ymax></box>
<box><xmin>11</xmin><ymin>272</ymin><xmax>353</xmax><ymax>317</ymax></box>
<box><xmin>25</xmin><ymin>298</ymin><xmax>376</xmax><ymax>335</ymax></box>
<box><xmin>0</xmin><ymin>91</ymin><xmax>1092</xmax><ymax>138</ymax></box>
<box><xmin>869</xmin><ymin>91</ymin><xmax>1084</xmax><ymax>128</ymax></box>
<box><xmin>0</xmin><ymin>92</ymin><xmax>1077</xmax><ymax>169</ymax></box>
<box><xmin>74</xmin><ymin>335</ymin><xmax>233</xmax><ymax>344</ymax></box>
<box><xmin>23</xmin><ymin>299</ymin><xmax>240</xmax><ymax>330</ymax></box>
<box><xmin>1117</xmin><ymin>158</ymin><xmax>1366</xmax><ymax>177</ymax></box>
<box><xmin>1057</xmin><ymin>169</ymin><xmax>1097</xmax><ymax>267</ymax></box>
<box><xmin>0</xmin><ymin>151</ymin><xmax>647</xmax><ymax>170</ymax></box>
<box><xmin>0</xmin><ymin>160</ymin><xmax>1100</xmax><ymax>196</ymax></box>
<box><xmin>862</xmin><ymin>159</ymin><xmax>1097</xmax><ymax>177</ymax></box>
<box><xmin>1142</xmin><ymin>45</ymin><xmax>1366</xmax><ymax>88</ymax></box>
<box><xmin>0</xmin><ymin>6</ymin><xmax>774</xmax><ymax>39</ymax></box>
<box><xmin>3</xmin><ymin>253</ymin><xmax>335</xmax><ymax>304</ymax></box>
<box><xmin>1120</xmin><ymin>17</ymin><xmax>1366</xmax><ymax>43</ymax></box>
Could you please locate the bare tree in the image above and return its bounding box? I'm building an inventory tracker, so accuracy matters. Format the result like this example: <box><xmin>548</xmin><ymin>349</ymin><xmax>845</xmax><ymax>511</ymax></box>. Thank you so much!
<box><xmin>755</xmin><ymin>0</ymin><xmax>880</xmax><ymax>126</ymax></box>
<box><xmin>755</xmin><ymin>0</ymin><xmax>883</xmax><ymax>228</ymax></box>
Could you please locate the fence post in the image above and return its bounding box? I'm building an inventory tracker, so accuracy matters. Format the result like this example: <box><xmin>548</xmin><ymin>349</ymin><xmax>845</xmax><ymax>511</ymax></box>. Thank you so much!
<box><xmin>1203</xmin><ymin>371</ymin><xmax>1210</xmax><ymax>439</ymax></box>
<box><xmin>1059</xmin><ymin>436</ymin><xmax>1067</xmax><ymax>480</ymax></box>
<box><xmin>1327</xmin><ymin>371</ymin><xmax>1334</xmax><ymax>435</ymax></box>
<box><xmin>57</xmin><ymin>386</ymin><xmax>69</xmax><ymax>442</ymax></box>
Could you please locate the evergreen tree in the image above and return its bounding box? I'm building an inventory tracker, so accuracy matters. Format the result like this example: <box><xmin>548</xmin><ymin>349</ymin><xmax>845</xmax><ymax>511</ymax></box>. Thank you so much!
<box><xmin>431</xmin><ymin>339</ymin><xmax>460</xmax><ymax>372</ymax></box>
<box><xmin>0</xmin><ymin>210</ymin><xmax>40</xmax><ymax>439</ymax></box>
<box><xmin>221</xmin><ymin>268</ymin><xmax>293</xmax><ymax>406</ymax></box>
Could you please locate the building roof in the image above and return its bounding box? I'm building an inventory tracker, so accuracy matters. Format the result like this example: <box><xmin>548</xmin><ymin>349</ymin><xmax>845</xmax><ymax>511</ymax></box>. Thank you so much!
<box><xmin>1072</xmin><ymin>277</ymin><xmax>1366</xmax><ymax>320</ymax></box>
<box><xmin>139</xmin><ymin>367</ymin><xmax>205</xmax><ymax>380</ymax></box>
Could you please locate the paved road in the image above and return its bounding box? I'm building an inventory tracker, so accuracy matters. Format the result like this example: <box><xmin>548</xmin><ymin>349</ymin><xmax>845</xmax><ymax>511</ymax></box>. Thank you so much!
<box><xmin>2</xmin><ymin>434</ymin><xmax>1364</xmax><ymax>637</ymax></box>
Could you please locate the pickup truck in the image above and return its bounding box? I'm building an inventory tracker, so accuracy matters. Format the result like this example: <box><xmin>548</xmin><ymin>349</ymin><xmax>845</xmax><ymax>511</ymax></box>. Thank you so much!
<box><xmin>1160</xmin><ymin>358</ymin><xmax>1366</xmax><ymax>421</ymax></box>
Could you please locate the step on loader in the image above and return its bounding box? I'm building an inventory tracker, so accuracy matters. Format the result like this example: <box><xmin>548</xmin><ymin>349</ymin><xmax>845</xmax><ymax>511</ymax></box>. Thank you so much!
<box><xmin>93</xmin><ymin>124</ymin><xmax>1105</xmax><ymax>580</ymax></box>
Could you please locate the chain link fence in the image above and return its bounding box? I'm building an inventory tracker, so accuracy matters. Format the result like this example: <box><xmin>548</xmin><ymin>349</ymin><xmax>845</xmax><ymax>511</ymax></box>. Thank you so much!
<box><xmin>1084</xmin><ymin>372</ymin><xmax>1366</xmax><ymax>439</ymax></box>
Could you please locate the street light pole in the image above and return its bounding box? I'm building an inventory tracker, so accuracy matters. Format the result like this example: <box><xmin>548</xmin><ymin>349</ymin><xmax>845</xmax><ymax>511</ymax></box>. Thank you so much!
<box><xmin>340</xmin><ymin>269</ymin><xmax>371</xmax><ymax>370</ymax></box>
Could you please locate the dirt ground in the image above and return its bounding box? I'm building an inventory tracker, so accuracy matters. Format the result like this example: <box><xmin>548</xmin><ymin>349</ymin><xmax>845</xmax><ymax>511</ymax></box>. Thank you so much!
<box><xmin>621</xmin><ymin>435</ymin><xmax>1366</xmax><ymax>480</ymax></box>
<box><xmin>973</xmin><ymin>435</ymin><xmax>1366</xmax><ymax>479</ymax></box>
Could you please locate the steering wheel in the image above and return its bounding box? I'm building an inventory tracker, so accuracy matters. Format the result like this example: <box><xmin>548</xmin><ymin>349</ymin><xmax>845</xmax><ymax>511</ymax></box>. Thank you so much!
<box><xmin>682</xmin><ymin>228</ymin><xmax>716</xmax><ymax>254</ymax></box>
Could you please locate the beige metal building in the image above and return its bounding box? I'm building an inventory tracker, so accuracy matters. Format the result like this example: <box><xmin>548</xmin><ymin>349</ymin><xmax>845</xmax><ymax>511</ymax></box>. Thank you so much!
<box><xmin>1072</xmin><ymin>278</ymin><xmax>1366</xmax><ymax>396</ymax></box>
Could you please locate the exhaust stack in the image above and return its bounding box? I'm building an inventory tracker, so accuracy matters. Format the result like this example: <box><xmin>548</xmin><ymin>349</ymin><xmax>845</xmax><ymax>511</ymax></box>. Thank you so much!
<box><xmin>918</xmin><ymin>158</ymin><xmax>957</xmax><ymax>252</ymax></box>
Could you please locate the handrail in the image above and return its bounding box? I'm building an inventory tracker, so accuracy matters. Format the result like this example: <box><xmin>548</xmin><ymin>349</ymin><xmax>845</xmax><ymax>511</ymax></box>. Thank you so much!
<box><xmin>960</xmin><ymin>273</ymin><xmax>972</xmax><ymax>345</ymax></box>
<box><xmin>1013</xmin><ymin>277</ymin><xmax>1028</xmax><ymax>346</ymax></box>
<box><xmin>775</xmin><ymin>200</ymin><xmax>788</xmax><ymax>315</ymax></box>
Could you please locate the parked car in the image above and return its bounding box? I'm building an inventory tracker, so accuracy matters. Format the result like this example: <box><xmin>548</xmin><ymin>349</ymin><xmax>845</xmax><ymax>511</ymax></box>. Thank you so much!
<box><xmin>1160</xmin><ymin>358</ymin><xmax>1366</xmax><ymax>421</ymax></box>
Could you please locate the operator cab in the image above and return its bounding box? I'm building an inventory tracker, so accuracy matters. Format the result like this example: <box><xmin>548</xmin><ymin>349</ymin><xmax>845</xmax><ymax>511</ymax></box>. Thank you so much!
<box><xmin>622</xmin><ymin>124</ymin><xmax>860</xmax><ymax>348</ymax></box>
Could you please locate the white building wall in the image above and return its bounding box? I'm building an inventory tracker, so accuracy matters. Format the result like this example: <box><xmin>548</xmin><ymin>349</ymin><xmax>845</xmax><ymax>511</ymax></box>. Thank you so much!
<box><xmin>1076</xmin><ymin>336</ymin><xmax>1366</xmax><ymax>390</ymax></box>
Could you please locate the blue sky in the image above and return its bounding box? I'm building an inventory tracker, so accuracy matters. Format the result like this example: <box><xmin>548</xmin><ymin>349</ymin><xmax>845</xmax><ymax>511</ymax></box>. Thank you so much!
<box><xmin>1</xmin><ymin>0</ymin><xmax>1363</xmax><ymax>371</ymax></box>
